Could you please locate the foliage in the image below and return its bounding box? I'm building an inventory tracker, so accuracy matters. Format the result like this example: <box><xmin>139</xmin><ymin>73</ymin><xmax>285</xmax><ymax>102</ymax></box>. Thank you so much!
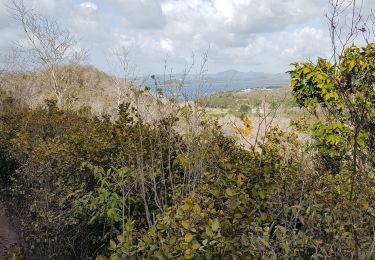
<box><xmin>290</xmin><ymin>43</ymin><xmax>375</xmax><ymax>258</ymax></box>
<box><xmin>0</xmin><ymin>44</ymin><xmax>374</xmax><ymax>259</ymax></box>
<box><xmin>198</xmin><ymin>87</ymin><xmax>296</xmax><ymax>113</ymax></box>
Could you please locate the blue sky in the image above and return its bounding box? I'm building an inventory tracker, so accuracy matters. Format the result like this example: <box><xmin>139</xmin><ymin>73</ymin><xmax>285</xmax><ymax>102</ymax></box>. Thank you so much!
<box><xmin>0</xmin><ymin>0</ymin><xmax>374</xmax><ymax>76</ymax></box>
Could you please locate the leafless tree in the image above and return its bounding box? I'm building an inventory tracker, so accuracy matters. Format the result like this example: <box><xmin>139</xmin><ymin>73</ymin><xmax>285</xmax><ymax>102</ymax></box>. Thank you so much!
<box><xmin>325</xmin><ymin>0</ymin><xmax>374</xmax><ymax>65</ymax></box>
<box><xmin>0</xmin><ymin>48</ymin><xmax>38</xmax><ymax>106</ymax></box>
<box><xmin>0</xmin><ymin>48</ymin><xmax>23</xmax><ymax>74</ymax></box>
<box><xmin>110</xmin><ymin>47</ymin><xmax>137</xmax><ymax>106</ymax></box>
<box><xmin>8</xmin><ymin>0</ymin><xmax>86</xmax><ymax>108</ymax></box>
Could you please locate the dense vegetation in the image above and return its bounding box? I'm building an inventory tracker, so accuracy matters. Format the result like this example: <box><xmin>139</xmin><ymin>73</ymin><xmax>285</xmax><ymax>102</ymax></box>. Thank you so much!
<box><xmin>0</xmin><ymin>43</ymin><xmax>374</xmax><ymax>259</ymax></box>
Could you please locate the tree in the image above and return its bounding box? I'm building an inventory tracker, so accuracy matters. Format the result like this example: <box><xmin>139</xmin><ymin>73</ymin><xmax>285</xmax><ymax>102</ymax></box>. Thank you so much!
<box><xmin>291</xmin><ymin>0</ymin><xmax>375</xmax><ymax>179</ymax></box>
<box><xmin>109</xmin><ymin>47</ymin><xmax>137</xmax><ymax>106</ymax></box>
<box><xmin>325</xmin><ymin>0</ymin><xmax>374</xmax><ymax>65</ymax></box>
<box><xmin>9</xmin><ymin>0</ymin><xmax>86</xmax><ymax>109</ymax></box>
<box><xmin>290</xmin><ymin>42</ymin><xmax>375</xmax><ymax>258</ymax></box>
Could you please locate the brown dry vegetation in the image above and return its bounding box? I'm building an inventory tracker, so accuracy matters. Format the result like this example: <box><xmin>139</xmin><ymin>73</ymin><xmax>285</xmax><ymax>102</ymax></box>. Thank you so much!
<box><xmin>0</xmin><ymin>65</ymin><xmax>175</xmax><ymax>121</ymax></box>
<box><xmin>0</xmin><ymin>53</ymin><xmax>374</xmax><ymax>259</ymax></box>
<box><xmin>0</xmin><ymin>0</ymin><xmax>374</xmax><ymax>258</ymax></box>
<box><xmin>201</xmin><ymin>87</ymin><xmax>312</xmax><ymax>146</ymax></box>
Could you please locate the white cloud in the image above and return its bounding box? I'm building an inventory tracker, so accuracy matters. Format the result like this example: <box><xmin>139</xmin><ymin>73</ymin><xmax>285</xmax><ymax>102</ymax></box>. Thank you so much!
<box><xmin>1</xmin><ymin>0</ymin><xmax>373</xmax><ymax>74</ymax></box>
<box><xmin>279</xmin><ymin>27</ymin><xmax>330</xmax><ymax>59</ymax></box>
<box><xmin>110</xmin><ymin>0</ymin><xmax>166</xmax><ymax>29</ymax></box>
<box><xmin>160</xmin><ymin>39</ymin><xmax>174</xmax><ymax>53</ymax></box>
<box><xmin>80</xmin><ymin>1</ymin><xmax>98</xmax><ymax>12</ymax></box>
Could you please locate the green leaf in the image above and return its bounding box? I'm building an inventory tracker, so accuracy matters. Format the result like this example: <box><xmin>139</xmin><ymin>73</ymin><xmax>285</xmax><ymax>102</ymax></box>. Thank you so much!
<box><xmin>109</xmin><ymin>239</ymin><xmax>117</xmax><ymax>250</ymax></box>
<box><xmin>181</xmin><ymin>220</ymin><xmax>190</xmax><ymax>230</ymax></box>
<box><xmin>191</xmin><ymin>240</ymin><xmax>200</xmax><ymax>250</ymax></box>
<box><xmin>225</xmin><ymin>188</ymin><xmax>234</xmax><ymax>197</ymax></box>
<box><xmin>211</xmin><ymin>218</ymin><xmax>220</xmax><ymax>232</ymax></box>
<box><xmin>185</xmin><ymin>233</ymin><xmax>194</xmax><ymax>243</ymax></box>
<box><xmin>117</xmin><ymin>235</ymin><xmax>124</xmax><ymax>243</ymax></box>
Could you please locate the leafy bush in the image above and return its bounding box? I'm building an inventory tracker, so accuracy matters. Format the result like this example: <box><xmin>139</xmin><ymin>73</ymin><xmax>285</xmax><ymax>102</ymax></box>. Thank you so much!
<box><xmin>0</xmin><ymin>43</ymin><xmax>374</xmax><ymax>259</ymax></box>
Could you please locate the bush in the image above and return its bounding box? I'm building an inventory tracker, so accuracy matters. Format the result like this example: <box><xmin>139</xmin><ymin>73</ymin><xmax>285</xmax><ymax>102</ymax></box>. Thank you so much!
<box><xmin>1</xmin><ymin>43</ymin><xmax>374</xmax><ymax>259</ymax></box>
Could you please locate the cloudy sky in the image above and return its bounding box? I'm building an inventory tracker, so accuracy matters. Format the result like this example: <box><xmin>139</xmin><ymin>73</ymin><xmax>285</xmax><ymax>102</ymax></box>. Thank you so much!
<box><xmin>0</xmin><ymin>0</ymin><xmax>374</xmax><ymax>75</ymax></box>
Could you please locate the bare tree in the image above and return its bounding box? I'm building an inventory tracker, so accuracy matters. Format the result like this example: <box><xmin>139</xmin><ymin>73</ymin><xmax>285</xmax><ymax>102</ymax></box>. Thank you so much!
<box><xmin>8</xmin><ymin>0</ymin><xmax>85</xmax><ymax>109</ymax></box>
<box><xmin>325</xmin><ymin>0</ymin><xmax>374</xmax><ymax>65</ymax></box>
<box><xmin>0</xmin><ymin>48</ymin><xmax>23</xmax><ymax>74</ymax></box>
<box><xmin>0</xmin><ymin>48</ymin><xmax>35</xmax><ymax>105</ymax></box>
<box><xmin>110</xmin><ymin>47</ymin><xmax>137</xmax><ymax>106</ymax></box>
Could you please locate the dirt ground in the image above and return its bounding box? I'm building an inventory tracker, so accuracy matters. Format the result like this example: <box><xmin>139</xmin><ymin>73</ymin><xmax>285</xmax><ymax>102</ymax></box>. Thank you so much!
<box><xmin>0</xmin><ymin>201</ymin><xmax>20</xmax><ymax>259</ymax></box>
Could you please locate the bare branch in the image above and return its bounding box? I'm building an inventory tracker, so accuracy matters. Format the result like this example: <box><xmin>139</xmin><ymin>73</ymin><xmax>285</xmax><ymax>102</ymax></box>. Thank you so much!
<box><xmin>326</xmin><ymin>0</ymin><xmax>374</xmax><ymax>65</ymax></box>
<box><xmin>8</xmin><ymin>0</ymin><xmax>85</xmax><ymax>108</ymax></box>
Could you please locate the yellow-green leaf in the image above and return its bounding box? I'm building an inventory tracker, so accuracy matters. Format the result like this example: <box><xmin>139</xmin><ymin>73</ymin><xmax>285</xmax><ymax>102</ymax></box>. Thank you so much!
<box><xmin>211</xmin><ymin>218</ymin><xmax>220</xmax><ymax>232</ymax></box>
<box><xmin>181</xmin><ymin>220</ymin><xmax>190</xmax><ymax>230</ymax></box>
<box><xmin>191</xmin><ymin>240</ymin><xmax>200</xmax><ymax>250</ymax></box>
<box><xmin>185</xmin><ymin>233</ymin><xmax>194</xmax><ymax>243</ymax></box>
<box><xmin>109</xmin><ymin>239</ymin><xmax>117</xmax><ymax>250</ymax></box>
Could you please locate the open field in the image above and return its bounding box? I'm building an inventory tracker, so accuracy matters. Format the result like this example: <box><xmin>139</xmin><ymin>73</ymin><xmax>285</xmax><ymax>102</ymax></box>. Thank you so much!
<box><xmin>199</xmin><ymin>87</ymin><xmax>309</xmax><ymax>145</ymax></box>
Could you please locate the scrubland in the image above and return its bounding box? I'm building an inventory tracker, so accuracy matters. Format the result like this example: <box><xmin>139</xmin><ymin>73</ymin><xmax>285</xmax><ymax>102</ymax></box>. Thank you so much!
<box><xmin>0</xmin><ymin>0</ymin><xmax>374</xmax><ymax>258</ymax></box>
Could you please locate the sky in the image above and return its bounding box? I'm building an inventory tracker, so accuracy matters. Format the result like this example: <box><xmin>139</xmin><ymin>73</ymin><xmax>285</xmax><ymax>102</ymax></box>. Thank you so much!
<box><xmin>0</xmin><ymin>0</ymin><xmax>374</xmax><ymax>75</ymax></box>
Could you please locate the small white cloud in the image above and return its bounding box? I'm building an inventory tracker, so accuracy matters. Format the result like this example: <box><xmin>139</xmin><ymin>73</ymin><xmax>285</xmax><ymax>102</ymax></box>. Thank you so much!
<box><xmin>80</xmin><ymin>1</ymin><xmax>98</xmax><ymax>12</ymax></box>
<box><xmin>160</xmin><ymin>39</ymin><xmax>173</xmax><ymax>53</ymax></box>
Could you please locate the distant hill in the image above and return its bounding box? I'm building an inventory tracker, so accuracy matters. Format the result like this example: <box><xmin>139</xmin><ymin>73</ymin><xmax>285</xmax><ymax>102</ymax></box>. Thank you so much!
<box><xmin>152</xmin><ymin>69</ymin><xmax>288</xmax><ymax>84</ymax></box>
<box><xmin>208</xmin><ymin>69</ymin><xmax>289</xmax><ymax>83</ymax></box>
<box><xmin>146</xmin><ymin>69</ymin><xmax>290</xmax><ymax>98</ymax></box>
<box><xmin>150</xmin><ymin>69</ymin><xmax>289</xmax><ymax>87</ymax></box>
<box><xmin>210</xmin><ymin>69</ymin><xmax>270</xmax><ymax>80</ymax></box>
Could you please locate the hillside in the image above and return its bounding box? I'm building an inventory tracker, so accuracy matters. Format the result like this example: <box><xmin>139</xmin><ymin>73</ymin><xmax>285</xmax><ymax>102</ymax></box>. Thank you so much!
<box><xmin>1</xmin><ymin>65</ymin><xmax>119</xmax><ymax>113</ymax></box>
<box><xmin>0</xmin><ymin>65</ymin><xmax>172</xmax><ymax>122</ymax></box>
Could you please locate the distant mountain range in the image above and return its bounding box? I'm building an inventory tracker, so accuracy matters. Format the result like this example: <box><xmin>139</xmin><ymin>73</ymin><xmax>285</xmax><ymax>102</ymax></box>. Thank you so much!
<box><xmin>144</xmin><ymin>69</ymin><xmax>290</xmax><ymax>98</ymax></box>
<box><xmin>155</xmin><ymin>69</ymin><xmax>289</xmax><ymax>86</ymax></box>
<box><xmin>206</xmin><ymin>69</ymin><xmax>289</xmax><ymax>84</ymax></box>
